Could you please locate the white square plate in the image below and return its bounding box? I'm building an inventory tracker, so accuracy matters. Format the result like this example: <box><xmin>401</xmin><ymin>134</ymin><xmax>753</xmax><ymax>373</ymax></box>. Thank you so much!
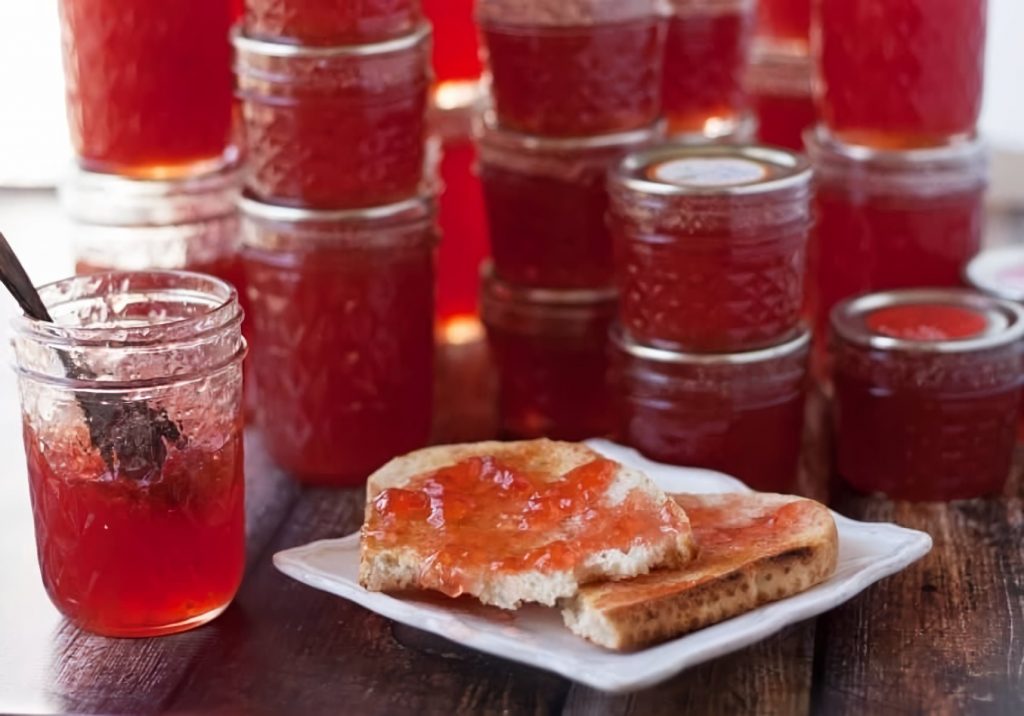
<box><xmin>273</xmin><ymin>440</ymin><xmax>932</xmax><ymax>693</ymax></box>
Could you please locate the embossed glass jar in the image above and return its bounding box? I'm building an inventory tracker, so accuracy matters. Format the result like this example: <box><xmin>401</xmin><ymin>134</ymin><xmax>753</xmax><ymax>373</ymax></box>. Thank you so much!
<box><xmin>240</xmin><ymin>195</ymin><xmax>436</xmax><ymax>485</ymax></box>
<box><xmin>831</xmin><ymin>289</ymin><xmax>1023</xmax><ymax>501</ymax></box>
<box><xmin>608</xmin><ymin>144</ymin><xmax>812</xmax><ymax>352</ymax></box>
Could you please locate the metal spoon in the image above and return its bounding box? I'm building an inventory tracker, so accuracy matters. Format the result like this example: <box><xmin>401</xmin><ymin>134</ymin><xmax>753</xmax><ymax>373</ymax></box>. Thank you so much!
<box><xmin>0</xmin><ymin>230</ymin><xmax>183</xmax><ymax>478</ymax></box>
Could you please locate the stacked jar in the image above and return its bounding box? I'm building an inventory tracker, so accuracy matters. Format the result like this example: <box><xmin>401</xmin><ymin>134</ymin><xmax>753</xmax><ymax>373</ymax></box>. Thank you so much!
<box><xmin>235</xmin><ymin>2</ymin><xmax>436</xmax><ymax>485</ymax></box>
<box><xmin>608</xmin><ymin>144</ymin><xmax>814</xmax><ymax>492</ymax></box>
<box><xmin>475</xmin><ymin>0</ymin><xmax>666</xmax><ymax>440</ymax></box>
<box><xmin>808</xmin><ymin>0</ymin><xmax>990</xmax><ymax>370</ymax></box>
<box><xmin>746</xmin><ymin>0</ymin><xmax>814</xmax><ymax>150</ymax></box>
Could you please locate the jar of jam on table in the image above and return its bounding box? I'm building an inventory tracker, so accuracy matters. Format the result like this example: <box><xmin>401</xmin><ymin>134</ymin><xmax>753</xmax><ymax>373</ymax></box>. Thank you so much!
<box><xmin>240</xmin><ymin>195</ymin><xmax>436</xmax><ymax>486</ymax></box>
<box><xmin>831</xmin><ymin>289</ymin><xmax>1023</xmax><ymax>501</ymax></box>
<box><xmin>14</xmin><ymin>272</ymin><xmax>247</xmax><ymax>636</ymax></box>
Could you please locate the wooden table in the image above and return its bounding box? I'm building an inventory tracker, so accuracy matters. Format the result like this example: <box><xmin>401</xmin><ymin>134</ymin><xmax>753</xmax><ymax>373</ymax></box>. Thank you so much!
<box><xmin>1</xmin><ymin>192</ymin><xmax>1023</xmax><ymax>715</ymax></box>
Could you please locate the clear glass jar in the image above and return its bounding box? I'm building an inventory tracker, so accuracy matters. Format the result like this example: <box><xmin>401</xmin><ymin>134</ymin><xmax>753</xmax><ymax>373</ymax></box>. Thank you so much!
<box><xmin>481</xmin><ymin>264</ymin><xmax>617</xmax><ymax>440</ymax></box>
<box><xmin>662</xmin><ymin>0</ymin><xmax>756</xmax><ymax>138</ymax></box>
<box><xmin>477</xmin><ymin>118</ymin><xmax>664</xmax><ymax>289</ymax></box>
<box><xmin>806</xmin><ymin>127</ymin><xmax>988</xmax><ymax>361</ymax></box>
<box><xmin>614</xmin><ymin>325</ymin><xmax>809</xmax><ymax>492</ymax></box>
<box><xmin>831</xmin><ymin>289</ymin><xmax>1023</xmax><ymax>501</ymax></box>
<box><xmin>13</xmin><ymin>271</ymin><xmax>246</xmax><ymax>637</ymax></box>
<box><xmin>245</xmin><ymin>0</ymin><xmax>421</xmax><ymax>45</ymax></box>
<box><xmin>746</xmin><ymin>47</ymin><xmax>814</xmax><ymax>151</ymax></box>
<box><xmin>240</xmin><ymin>195</ymin><xmax>437</xmax><ymax>485</ymax></box>
<box><xmin>233</xmin><ymin>25</ymin><xmax>432</xmax><ymax>209</ymax></box>
<box><xmin>478</xmin><ymin>0</ymin><xmax>666</xmax><ymax>136</ymax></box>
<box><xmin>608</xmin><ymin>144</ymin><xmax>812</xmax><ymax>352</ymax></box>
<box><xmin>58</xmin><ymin>0</ymin><xmax>237</xmax><ymax>178</ymax></box>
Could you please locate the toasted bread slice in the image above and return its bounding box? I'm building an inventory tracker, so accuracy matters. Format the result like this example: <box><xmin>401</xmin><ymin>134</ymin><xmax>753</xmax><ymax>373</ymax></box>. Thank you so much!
<box><xmin>359</xmin><ymin>440</ymin><xmax>697</xmax><ymax>609</ymax></box>
<box><xmin>562</xmin><ymin>492</ymin><xmax>838</xmax><ymax>650</ymax></box>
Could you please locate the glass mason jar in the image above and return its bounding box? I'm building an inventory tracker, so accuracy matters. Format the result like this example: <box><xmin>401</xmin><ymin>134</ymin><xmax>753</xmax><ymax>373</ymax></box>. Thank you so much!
<box><xmin>13</xmin><ymin>271</ymin><xmax>247</xmax><ymax>637</ymax></box>
<box><xmin>608</xmin><ymin>143</ymin><xmax>812</xmax><ymax>352</ymax></box>
<box><xmin>58</xmin><ymin>0</ymin><xmax>237</xmax><ymax>178</ymax></box>
<box><xmin>240</xmin><ymin>195</ymin><xmax>437</xmax><ymax>485</ymax></box>
<box><xmin>478</xmin><ymin>0</ymin><xmax>666</xmax><ymax>136</ymax></box>
<box><xmin>481</xmin><ymin>264</ymin><xmax>617</xmax><ymax>441</ymax></box>
<box><xmin>613</xmin><ymin>325</ymin><xmax>810</xmax><ymax>492</ymax></box>
<box><xmin>831</xmin><ymin>289</ymin><xmax>1023</xmax><ymax>501</ymax></box>
<box><xmin>746</xmin><ymin>47</ymin><xmax>814</xmax><ymax>151</ymax></box>
<box><xmin>233</xmin><ymin>24</ymin><xmax>432</xmax><ymax>209</ymax></box>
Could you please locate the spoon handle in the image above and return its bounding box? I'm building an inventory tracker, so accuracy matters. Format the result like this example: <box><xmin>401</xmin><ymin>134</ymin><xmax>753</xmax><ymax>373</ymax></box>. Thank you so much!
<box><xmin>0</xmin><ymin>231</ymin><xmax>53</xmax><ymax>322</ymax></box>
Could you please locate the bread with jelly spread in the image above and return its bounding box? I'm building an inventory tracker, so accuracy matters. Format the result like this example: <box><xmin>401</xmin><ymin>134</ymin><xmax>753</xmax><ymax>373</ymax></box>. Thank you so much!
<box><xmin>359</xmin><ymin>440</ymin><xmax>698</xmax><ymax>609</ymax></box>
<box><xmin>561</xmin><ymin>492</ymin><xmax>838</xmax><ymax>650</ymax></box>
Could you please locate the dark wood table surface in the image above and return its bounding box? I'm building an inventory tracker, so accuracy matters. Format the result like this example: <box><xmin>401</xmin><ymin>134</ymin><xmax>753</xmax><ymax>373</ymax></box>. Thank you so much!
<box><xmin>1</xmin><ymin>192</ymin><xmax>1023</xmax><ymax>715</ymax></box>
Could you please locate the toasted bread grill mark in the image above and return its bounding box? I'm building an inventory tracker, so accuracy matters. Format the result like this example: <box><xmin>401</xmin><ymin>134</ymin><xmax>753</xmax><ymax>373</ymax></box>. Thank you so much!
<box><xmin>562</xmin><ymin>492</ymin><xmax>839</xmax><ymax>650</ymax></box>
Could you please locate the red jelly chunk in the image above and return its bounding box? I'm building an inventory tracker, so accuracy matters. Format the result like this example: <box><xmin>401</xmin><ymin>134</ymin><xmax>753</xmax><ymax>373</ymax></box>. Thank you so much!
<box><xmin>479</xmin><ymin>0</ymin><xmax>665</xmax><ymax>136</ymax></box>
<box><xmin>13</xmin><ymin>272</ymin><xmax>246</xmax><ymax>636</ymax></box>
<box><xmin>364</xmin><ymin>454</ymin><xmax>686</xmax><ymax>595</ymax></box>
<box><xmin>747</xmin><ymin>49</ymin><xmax>814</xmax><ymax>151</ymax></box>
<box><xmin>245</xmin><ymin>0</ymin><xmax>420</xmax><ymax>44</ymax></box>
<box><xmin>481</xmin><ymin>267</ymin><xmax>616</xmax><ymax>441</ymax></box>
<box><xmin>832</xmin><ymin>290</ymin><xmax>1023</xmax><ymax>501</ymax></box>
<box><xmin>614</xmin><ymin>326</ymin><xmax>810</xmax><ymax>493</ymax></box>
<box><xmin>816</xmin><ymin>0</ymin><xmax>986</xmax><ymax>147</ymax></box>
<box><xmin>423</xmin><ymin>0</ymin><xmax>483</xmax><ymax>84</ymax></box>
<box><xmin>806</xmin><ymin>129</ymin><xmax>987</xmax><ymax>361</ymax></box>
<box><xmin>58</xmin><ymin>0</ymin><xmax>235</xmax><ymax>178</ymax></box>
<box><xmin>241</xmin><ymin>196</ymin><xmax>436</xmax><ymax>485</ymax></box>
<box><xmin>479</xmin><ymin>121</ymin><xmax>663</xmax><ymax>290</ymax></box>
<box><xmin>756</xmin><ymin>0</ymin><xmax>810</xmax><ymax>48</ymax></box>
<box><xmin>662</xmin><ymin>0</ymin><xmax>755</xmax><ymax>138</ymax></box>
<box><xmin>234</xmin><ymin>26</ymin><xmax>430</xmax><ymax>209</ymax></box>
<box><xmin>608</xmin><ymin>144</ymin><xmax>812</xmax><ymax>352</ymax></box>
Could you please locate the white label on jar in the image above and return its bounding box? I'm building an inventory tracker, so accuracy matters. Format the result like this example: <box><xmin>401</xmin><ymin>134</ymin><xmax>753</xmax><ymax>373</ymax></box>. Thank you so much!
<box><xmin>649</xmin><ymin>157</ymin><xmax>769</xmax><ymax>187</ymax></box>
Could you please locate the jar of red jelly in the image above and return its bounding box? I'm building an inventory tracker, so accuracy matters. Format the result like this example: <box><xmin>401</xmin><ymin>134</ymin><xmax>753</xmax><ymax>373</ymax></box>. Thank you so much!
<box><xmin>613</xmin><ymin>325</ymin><xmax>810</xmax><ymax>492</ymax></box>
<box><xmin>478</xmin><ymin>118</ymin><xmax>664</xmax><ymax>290</ymax></box>
<box><xmin>746</xmin><ymin>48</ymin><xmax>814</xmax><ymax>151</ymax></box>
<box><xmin>608</xmin><ymin>144</ymin><xmax>812</xmax><ymax>352</ymax></box>
<box><xmin>58</xmin><ymin>0</ymin><xmax>236</xmax><ymax>178</ymax></box>
<box><xmin>806</xmin><ymin>128</ymin><xmax>988</xmax><ymax>356</ymax></box>
<box><xmin>240</xmin><ymin>195</ymin><xmax>436</xmax><ymax>484</ymax></box>
<box><xmin>481</xmin><ymin>265</ymin><xmax>617</xmax><ymax>441</ymax></box>
<box><xmin>245</xmin><ymin>0</ymin><xmax>421</xmax><ymax>45</ymax></box>
<box><xmin>234</xmin><ymin>25</ymin><xmax>432</xmax><ymax>209</ymax></box>
<box><xmin>815</xmin><ymin>0</ymin><xmax>987</xmax><ymax>148</ymax></box>
<box><xmin>662</xmin><ymin>0</ymin><xmax>756</xmax><ymax>139</ymax></box>
<box><xmin>755</xmin><ymin>0</ymin><xmax>810</xmax><ymax>52</ymax></box>
<box><xmin>831</xmin><ymin>289</ymin><xmax>1023</xmax><ymax>501</ymax></box>
<box><xmin>478</xmin><ymin>0</ymin><xmax>665</xmax><ymax>136</ymax></box>
<box><xmin>13</xmin><ymin>271</ymin><xmax>246</xmax><ymax>637</ymax></box>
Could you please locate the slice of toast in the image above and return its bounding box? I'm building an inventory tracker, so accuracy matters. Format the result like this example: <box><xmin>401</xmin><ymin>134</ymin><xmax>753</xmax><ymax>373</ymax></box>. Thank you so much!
<box><xmin>562</xmin><ymin>492</ymin><xmax>839</xmax><ymax>650</ymax></box>
<box><xmin>359</xmin><ymin>440</ymin><xmax>697</xmax><ymax>610</ymax></box>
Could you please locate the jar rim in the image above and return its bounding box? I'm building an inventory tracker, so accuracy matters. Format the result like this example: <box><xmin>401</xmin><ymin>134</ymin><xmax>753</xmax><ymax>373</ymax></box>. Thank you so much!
<box><xmin>612</xmin><ymin>324</ymin><xmax>811</xmax><ymax>364</ymax></box>
<box><xmin>12</xmin><ymin>270</ymin><xmax>241</xmax><ymax>350</ymax></box>
<box><xmin>610</xmin><ymin>144</ymin><xmax>812</xmax><ymax>197</ymax></box>
<box><xmin>238</xmin><ymin>192</ymin><xmax>436</xmax><ymax>224</ymax></box>
<box><xmin>830</xmin><ymin>288</ymin><xmax>1024</xmax><ymax>353</ymax></box>
<box><xmin>480</xmin><ymin>262</ymin><xmax>618</xmax><ymax>306</ymax></box>
<box><xmin>477</xmin><ymin>114</ymin><xmax>666</xmax><ymax>154</ymax></box>
<box><xmin>231</xmin><ymin>22</ymin><xmax>431</xmax><ymax>59</ymax></box>
<box><xmin>803</xmin><ymin>125</ymin><xmax>987</xmax><ymax>168</ymax></box>
<box><xmin>965</xmin><ymin>246</ymin><xmax>1024</xmax><ymax>303</ymax></box>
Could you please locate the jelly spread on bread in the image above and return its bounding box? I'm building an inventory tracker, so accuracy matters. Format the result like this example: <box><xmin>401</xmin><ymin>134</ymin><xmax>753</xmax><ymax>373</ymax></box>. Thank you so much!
<box><xmin>677</xmin><ymin>495</ymin><xmax>811</xmax><ymax>555</ymax></box>
<box><xmin>363</xmin><ymin>455</ymin><xmax>688</xmax><ymax>598</ymax></box>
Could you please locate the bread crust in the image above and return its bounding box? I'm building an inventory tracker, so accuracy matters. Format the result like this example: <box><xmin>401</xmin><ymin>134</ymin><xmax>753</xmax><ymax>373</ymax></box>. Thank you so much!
<box><xmin>561</xmin><ymin>492</ymin><xmax>839</xmax><ymax>650</ymax></box>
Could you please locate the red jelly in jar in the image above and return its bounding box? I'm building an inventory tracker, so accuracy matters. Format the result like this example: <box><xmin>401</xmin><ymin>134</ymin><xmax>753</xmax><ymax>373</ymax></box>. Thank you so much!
<box><xmin>58</xmin><ymin>0</ymin><xmax>236</xmax><ymax>178</ymax></box>
<box><xmin>806</xmin><ymin>128</ymin><xmax>988</xmax><ymax>360</ymax></box>
<box><xmin>746</xmin><ymin>48</ymin><xmax>814</xmax><ymax>151</ymax></box>
<box><xmin>479</xmin><ymin>119</ymin><xmax>663</xmax><ymax>290</ymax></box>
<box><xmin>614</xmin><ymin>325</ymin><xmax>810</xmax><ymax>492</ymax></box>
<box><xmin>608</xmin><ymin>144</ymin><xmax>812</xmax><ymax>352</ymax></box>
<box><xmin>13</xmin><ymin>272</ymin><xmax>246</xmax><ymax>636</ymax></box>
<box><xmin>245</xmin><ymin>0</ymin><xmax>420</xmax><ymax>44</ymax></box>
<box><xmin>234</xmin><ymin>26</ymin><xmax>431</xmax><ymax>209</ymax></box>
<box><xmin>756</xmin><ymin>0</ymin><xmax>810</xmax><ymax>51</ymax></box>
<box><xmin>478</xmin><ymin>0</ymin><xmax>665</xmax><ymax>136</ymax></box>
<box><xmin>481</xmin><ymin>266</ymin><xmax>617</xmax><ymax>440</ymax></box>
<box><xmin>831</xmin><ymin>290</ymin><xmax>1023</xmax><ymax>501</ymax></box>
<box><xmin>662</xmin><ymin>0</ymin><xmax>756</xmax><ymax>138</ymax></box>
<box><xmin>240</xmin><ymin>196</ymin><xmax>436</xmax><ymax>485</ymax></box>
<box><xmin>815</xmin><ymin>0</ymin><xmax>987</xmax><ymax>148</ymax></box>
